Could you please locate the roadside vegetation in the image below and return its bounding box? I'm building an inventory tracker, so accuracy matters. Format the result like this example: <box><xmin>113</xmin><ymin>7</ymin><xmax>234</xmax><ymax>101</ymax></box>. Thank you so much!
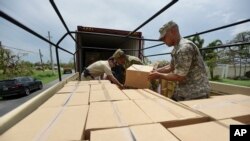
<box><xmin>0</xmin><ymin>46</ymin><xmax>73</xmax><ymax>84</ymax></box>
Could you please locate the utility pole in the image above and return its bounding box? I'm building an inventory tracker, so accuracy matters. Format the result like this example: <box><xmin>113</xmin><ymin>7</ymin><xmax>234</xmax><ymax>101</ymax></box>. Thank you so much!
<box><xmin>39</xmin><ymin>49</ymin><xmax>44</xmax><ymax>71</ymax></box>
<box><xmin>48</xmin><ymin>31</ymin><xmax>54</xmax><ymax>73</ymax></box>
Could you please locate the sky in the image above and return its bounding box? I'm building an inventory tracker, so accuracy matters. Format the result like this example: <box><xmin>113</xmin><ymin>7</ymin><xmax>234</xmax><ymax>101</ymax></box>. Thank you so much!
<box><xmin>0</xmin><ymin>0</ymin><xmax>250</xmax><ymax>64</ymax></box>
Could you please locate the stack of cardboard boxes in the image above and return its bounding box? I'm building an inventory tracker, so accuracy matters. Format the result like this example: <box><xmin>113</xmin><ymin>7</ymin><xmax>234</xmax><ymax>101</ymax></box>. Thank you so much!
<box><xmin>1</xmin><ymin>77</ymin><xmax>249</xmax><ymax>141</ymax></box>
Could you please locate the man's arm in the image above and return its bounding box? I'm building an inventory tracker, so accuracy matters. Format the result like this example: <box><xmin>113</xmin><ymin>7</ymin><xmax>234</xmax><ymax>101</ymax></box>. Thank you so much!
<box><xmin>155</xmin><ymin>64</ymin><xmax>174</xmax><ymax>73</ymax></box>
<box><xmin>107</xmin><ymin>75</ymin><xmax>124</xmax><ymax>89</ymax></box>
<box><xmin>148</xmin><ymin>71</ymin><xmax>185</xmax><ymax>82</ymax></box>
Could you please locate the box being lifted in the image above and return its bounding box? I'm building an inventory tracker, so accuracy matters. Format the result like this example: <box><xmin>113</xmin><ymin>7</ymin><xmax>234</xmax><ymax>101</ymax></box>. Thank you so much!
<box><xmin>125</xmin><ymin>64</ymin><xmax>154</xmax><ymax>88</ymax></box>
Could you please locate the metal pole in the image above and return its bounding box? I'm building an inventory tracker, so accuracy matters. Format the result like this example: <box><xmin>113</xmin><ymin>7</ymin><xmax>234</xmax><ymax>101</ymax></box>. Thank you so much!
<box><xmin>127</xmin><ymin>0</ymin><xmax>178</xmax><ymax>37</ymax></box>
<box><xmin>49</xmin><ymin>0</ymin><xmax>76</xmax><ymax>43</ymax></box>
<box><xmin>55</xmin><ymin>47</ymin><xmax>62</xmax><ymax>81</ymax></box>
<box><xmin>48</xmin><ymin>31</ymin><xmax>54</xmax><ymax>73</ymax></box>
<box><xmin>0</xmin><ymin>10</ymin><xmax>74</xmax><ymax>55</ymax></box>
<box><xmin>145</xmin><ymin>41</ymin><xmax>250</xmax><ymax>58</ymax></box>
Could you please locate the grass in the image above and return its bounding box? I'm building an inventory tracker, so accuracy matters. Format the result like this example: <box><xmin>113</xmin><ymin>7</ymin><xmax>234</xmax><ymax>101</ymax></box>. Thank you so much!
<box><xmin>32</xmin><ymin>70</ymin><xmax>60</xmax><ymax>84</ymax></box>
<box><xmin>0</xmin><ymin>70</ymin><xmax>61</xmax><ymax>84</ymax></box>
<box><xmin>212</xmin><ymin>79</ymin><xmax>250</xmax><ymax>87</ymax></box>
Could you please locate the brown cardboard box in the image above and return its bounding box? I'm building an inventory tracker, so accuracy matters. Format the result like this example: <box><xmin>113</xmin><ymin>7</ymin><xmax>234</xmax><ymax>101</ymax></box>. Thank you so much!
<box><xmin>1</xmin><ymin>105</ymin><xmax>89</xmax><ymax>141</ymax></box>
<box><xmin>75</xmin><ymin>85</ymin><xmax>90</xmax><ymax>93</ymax></box>
<box><xmin>85</xmin><ymin>100</ymin><xmax>152</xmax><ymax>139</ymax></box>
<box><xmin>99</xmin><ymin>80</ymin><xmax>111</xmax><ymax>84</ymax></box>
<box><xmin>122</xmin><ymin>89</ymin><xmax>147</xmax><ymax>100</ymax></box>
<box><xmin>212</xmin><ymin>94</ymin><xmax>250</xmax><ymax>107</ymax></box>
<box><xmin>169</xmin><ymin>121</ymin><xmax>229</xmax><ymax>141</ymax></box>
<box><xmin>218</xmin><ymin>119</ymin><xmax>244</xmax><ymax>127</ymax></box>
<box><xmin>57</xmin><ymin>85</ymin><xmax>76</xmax><ymax>94</ymax></box>
<box><xmin>40</xmin><ymin>94</ymin><xmax>70</xmax><ymax>108</ymax></box>
<box><xmin>103</xmin><ymin>83</ymin><xmax>120</xmax><ymax>91</ymax></box>
<box><xmin>133</xmin><ymin>98</ymin><xmax>209</xmax><ymax>128</ymax></box>
<box><xmin>137</xmin><ymin>89</ymin><xmax>161</xmax><ymax>99</ymax></box>
<box><xmin>89</xmin><ymin>89</ymin><xmax>128</xmax><ymax>103</ymax></box>
<box><xmin>90</xmin><ymin>84</ymin><xmax>103</xmax><ymax>91</ymax></box>
<box><xmin>42</xmin><ymin>105</ymin><xmax>89</xmax><ymax>141</ymax></box>
<box><xmin>91</xmin><ymin>123</ymin><xmax>179</xmax><ymax>141</ymax></box>
<box><xmin>0</xmin><ymin>108</ymin><xmax>61</xmax><ymax>141</ymax></box>
<box><xmin>66</xmin><ymin>92</ymin><xmax>89</xmax><ymax>106</ymax></box>
<box><xmin>181</xmin><ymin>98</ymin><xmax>250</xmax><ymax>120</ymax></box>
<box><xmin>122</xmin><ymin>89</ymin><xmax>160</xmax><ymax>100</ymax></box>
<box><xmin>125</xmin><ymin>65</ymin><xmax>153</xmax><ymax>88</ymax></box>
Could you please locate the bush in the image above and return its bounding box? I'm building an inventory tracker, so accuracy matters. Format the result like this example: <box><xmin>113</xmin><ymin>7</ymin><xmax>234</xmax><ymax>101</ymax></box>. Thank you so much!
<box><xmin>245</xmin><ymin>71</ymin><xmax>250</xmax><ymax>78</ymax></box>
<box><xmin>212</xmin><ymin>75</ymin><xmax>221</xmax><ymax>80</ymax></box>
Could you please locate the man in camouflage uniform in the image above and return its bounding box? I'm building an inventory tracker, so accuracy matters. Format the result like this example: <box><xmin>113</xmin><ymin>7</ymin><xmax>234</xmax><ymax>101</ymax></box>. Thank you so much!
<box><xmin>148</xmin><ymin>21</ymin><xmax>210</xmax><ymax>101</ymax></box>
<box><xmin>112</xmin><ymin>49</ymin><xmax>143</xmax><ymax>84</ymax></box>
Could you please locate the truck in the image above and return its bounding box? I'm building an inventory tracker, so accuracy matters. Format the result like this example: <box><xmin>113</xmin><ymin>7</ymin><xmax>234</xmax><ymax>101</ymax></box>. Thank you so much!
<box><xmin>75</xmin><ymin>26</ymin><xmax>144</xmax><ymax>75</ymax></box>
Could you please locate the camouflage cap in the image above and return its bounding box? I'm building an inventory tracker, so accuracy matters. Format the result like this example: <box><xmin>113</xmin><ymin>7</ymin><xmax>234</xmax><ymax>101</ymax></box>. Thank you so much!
<box><xmin>159</xmin><ymin>21</ymin><xmax>177</xmax><ymax>40</ymax></box>
<box><xmin>113</xmin><ymin>49</ymin><xmax>125</xmax><ymax>59</ymax></box>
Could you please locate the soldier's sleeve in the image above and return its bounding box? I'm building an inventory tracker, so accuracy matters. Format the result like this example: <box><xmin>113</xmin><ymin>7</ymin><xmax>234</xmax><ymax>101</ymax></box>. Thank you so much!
<box><xmin>174</xmin><ymin>44</ymin><xmax>194</xmax><ymax>76</ymax></box>
<box><xmin>103</xmin><ymin>63</ymin><xmax>113</xmax><ymax>76</ymax></box>
<box><xmin>132</xmin><ymin>57</ymin><xmax>143</xmax><ymax>65</ymax></box>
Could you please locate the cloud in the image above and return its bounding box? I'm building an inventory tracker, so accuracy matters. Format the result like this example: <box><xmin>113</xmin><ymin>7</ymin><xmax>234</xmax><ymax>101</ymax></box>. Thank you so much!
<box><xmin>1</xmin><ymin>0</ymin><xmax>250</xmax><ymax>63</ymax></box>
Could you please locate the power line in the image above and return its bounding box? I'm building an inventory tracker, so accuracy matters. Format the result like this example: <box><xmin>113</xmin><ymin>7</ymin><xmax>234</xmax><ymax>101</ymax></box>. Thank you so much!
<box><xmin>1</xmin><ymin>44</ymin><xmax>39</xmax><ymax>54</ymax></box>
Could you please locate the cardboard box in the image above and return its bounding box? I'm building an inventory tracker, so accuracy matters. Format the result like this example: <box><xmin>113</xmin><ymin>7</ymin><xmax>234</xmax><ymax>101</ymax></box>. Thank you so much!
<box><xmin>99</xmin><ymin>80</ymin><xmax>111</xmax><ymax>84</ymax></box>
<box><xmin>85</xmin><ymin>101</ymin><xmax>152</xmax><ymax>139</ymax></box>
<box><xmin>0</xmin><ymin>108</ymin><xmax>61</xmax><ymax>141</ymax></box>
<box><xmin>181</xmin><ymin>98</ymin><xmax>250</xmax><ymax>120</ymax></box>
<box><xmin>40</xmin><ymin>94</ymin><xmax>70</xmax><ymax>108</ymax></box>
<box><xmin>103</xmin><ymin>84</ymin><xmax>120</xmax><ymax>91</ymax></box>
<box><xmin>57</xmin><ymin>85</ymin><xmax>76</xmax><ymax>94</ymax></box>
<box><xmin>42</xmin><ymin>105</ymin><xmax>89</xmax><ymax>141</ymax></box>
<box><xmin>133</xmin><ymin>98</ymin><xmax>209</xmax><ymax>128</ymax></box>
<box><xmin>90</xmin><ymin>84</ymin><xmax>103</xmax><ymax>91</ymax></box>
<box><xmin>66</xmin><ymin>92</ymin><xmax>89</xmax><ymax>106</ymax></box>
<box><xmin>122</xmin><ymin>89</ymin><xmax>160</xmax><ymax>100</ymax></box>
<box><xmin>125</xmin><ymin>65</ymin><xmax>153</xmax><ymax>88</ymax></box>
<box><xmin>91</xmin><ymin>123</ymin><xmax>179</xmax><ymax>141</ymax></box>
<box><xmin>218</xmin><ymin>119</ymin><xmax>244</xmax><ymax>127</ymax></box>
<box><xmin>169</xmin><ymin>121</ymin><xmax>229</xmax><ymax>141</ymax></box>
<box><xmin>89</xmin><ymin>89</ymin><xmax>128</xmax><ymax>103</ymax></box>
<box><xmin>212</xmin><ymin>94</ymin><xmax>250</xmax><ymax>107</ymax></box>
<box><xmin>75</xmin><ymin>85</ymin><xmax>90</xmax><ymax>93</ymax></box>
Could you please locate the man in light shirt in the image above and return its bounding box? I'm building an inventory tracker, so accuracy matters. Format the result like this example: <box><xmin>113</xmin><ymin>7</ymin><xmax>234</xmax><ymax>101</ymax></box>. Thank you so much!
<box><xmin>82</xmin><ymin>57</ymin><xmax>124</xmax><ymax>89</ymax></box>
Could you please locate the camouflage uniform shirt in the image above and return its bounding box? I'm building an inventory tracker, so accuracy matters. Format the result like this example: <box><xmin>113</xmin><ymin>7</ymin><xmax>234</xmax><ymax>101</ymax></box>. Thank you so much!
<box><xmin>171</xmin><ymin>38</ymin><xmax>210</xmax><ymax>101</ymax></box>
<box><xmin>124</xmin><ymin>55</ymin><xmax>143</xmax><ymax>69</ymax></box>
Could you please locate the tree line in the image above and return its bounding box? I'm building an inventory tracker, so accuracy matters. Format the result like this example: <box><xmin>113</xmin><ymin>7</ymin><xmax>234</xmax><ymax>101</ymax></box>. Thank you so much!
<box><xmin>0</xmin><ymin>46</ymin><xmax>74</xmax><ymax>80</ymax></box>
<box><xmin>188</xmin><ymin>31</ymin><xmax>250</xmax><ymax>80</ymax></box>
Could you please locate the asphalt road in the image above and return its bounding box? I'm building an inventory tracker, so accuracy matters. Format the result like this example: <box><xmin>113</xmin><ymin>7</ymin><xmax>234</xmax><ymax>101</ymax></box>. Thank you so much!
<box><xmin>0</xmin><ymin>73</ymin><xmax>74</xmax><ymax>117</ymax></box>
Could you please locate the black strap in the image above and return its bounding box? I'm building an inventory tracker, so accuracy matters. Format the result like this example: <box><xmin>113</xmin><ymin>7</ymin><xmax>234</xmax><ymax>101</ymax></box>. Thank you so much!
<box><xmin>83</xmin><ymin>68</ymin><xmax>94</xmax><ymax>79</ymax></box>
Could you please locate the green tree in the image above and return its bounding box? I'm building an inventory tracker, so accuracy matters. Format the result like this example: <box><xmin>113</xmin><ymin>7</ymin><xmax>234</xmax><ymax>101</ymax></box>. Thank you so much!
<box><xmin>188</xmin><ymin>35</ymin><xmax>204</xmax><ymax>49</ymax></box>
<box><xmin>233</xmin><ymin>31</ymin><xmax>250</xmax><ymax>78</ymax></box>
<box><xmin>204</xmin><ymin>39</ymin><xmax>223</xmax><ymax>80</ymax></box>
<box><xmin>188</xmin><ymin>35</ymin><xmax>205</xmax><ymax>57</ymax></box>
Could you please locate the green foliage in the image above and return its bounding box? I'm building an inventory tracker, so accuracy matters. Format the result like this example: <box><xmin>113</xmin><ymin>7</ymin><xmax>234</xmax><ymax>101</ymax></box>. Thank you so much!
<box><xmin>187</xmin><ymin>35</ymin><xmax>204</xmax><ymax>49</ymax></box>
<box><xmin>204</xmin><ymin>39</ymin><xmax>223</xmax><ymax>79</ymax></box>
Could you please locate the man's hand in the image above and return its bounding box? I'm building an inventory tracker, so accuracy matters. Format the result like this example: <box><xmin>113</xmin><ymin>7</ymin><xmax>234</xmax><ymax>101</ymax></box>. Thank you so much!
<box><xmin>148</xmin><ymin>72</ymin><xmax>162</xmax><ymax>80</ymax></box>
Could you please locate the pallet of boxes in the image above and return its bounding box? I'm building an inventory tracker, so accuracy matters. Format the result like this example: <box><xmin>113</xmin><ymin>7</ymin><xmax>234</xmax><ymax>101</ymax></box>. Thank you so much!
<box><xmin>1</xmin><ymin>64</ymin><xmax>249</xmax><ymax>141</ymax></box>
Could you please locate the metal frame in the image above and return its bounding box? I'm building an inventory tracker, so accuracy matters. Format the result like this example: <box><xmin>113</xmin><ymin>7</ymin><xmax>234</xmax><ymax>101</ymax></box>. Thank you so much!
<box><xmin>1</xmin><ymin>0</ymin><xmax>249</xmax><ymax>81</ymax></box>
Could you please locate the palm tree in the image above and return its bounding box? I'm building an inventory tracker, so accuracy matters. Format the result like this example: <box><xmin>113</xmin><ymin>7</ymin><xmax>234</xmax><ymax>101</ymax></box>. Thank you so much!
<box><xmin>188</xmin><ymin>35</ymin><xmax>204</xmax><ymax>49</ymax></box>
<box><xmin>204</xmin><ymin>39</ymin><xmax>223</xmax><ymax>80</ymax></box>
<box><xmin>188</xmin><ymin>35</ymin><xmax>205</xmax><ymax>57</ymax></box>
